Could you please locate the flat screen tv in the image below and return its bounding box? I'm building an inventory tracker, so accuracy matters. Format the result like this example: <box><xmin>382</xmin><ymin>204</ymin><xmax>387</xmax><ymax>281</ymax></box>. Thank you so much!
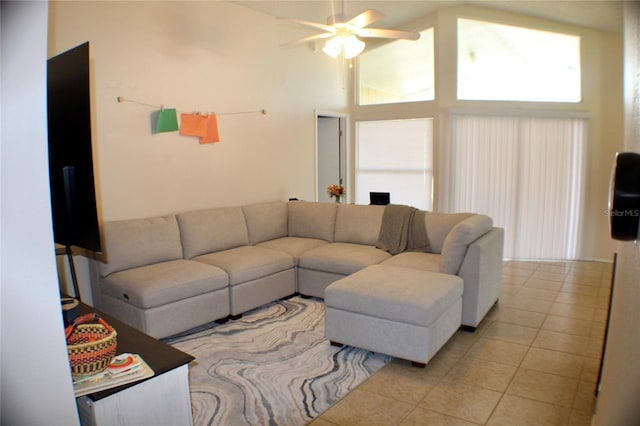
<box><xmin>47</xmin><ymin>42</ymin><xmax>102</xmax><ymax>253</ymax></box>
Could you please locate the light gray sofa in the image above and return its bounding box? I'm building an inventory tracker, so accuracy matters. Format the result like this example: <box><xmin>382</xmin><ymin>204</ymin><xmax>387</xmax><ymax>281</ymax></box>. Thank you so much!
<box><xmin>89</xmin><ymin>200</ymin><xmax>504</xmax><ymax>339</ymax></box>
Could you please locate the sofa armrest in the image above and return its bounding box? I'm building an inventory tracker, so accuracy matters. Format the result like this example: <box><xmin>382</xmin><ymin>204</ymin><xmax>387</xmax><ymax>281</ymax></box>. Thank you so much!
<box><xmin>440</xmin><ymin>215</ymin><xmax>493</xmax><ymax>275</ymax></box>
<box><xmin>457</xmin><ymin>227</ymin><xmax>505</xmax><ymax>328</ymax></box>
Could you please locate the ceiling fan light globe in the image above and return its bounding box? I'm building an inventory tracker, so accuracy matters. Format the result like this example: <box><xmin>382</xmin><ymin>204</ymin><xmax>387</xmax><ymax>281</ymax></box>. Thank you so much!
<box><xmin>323</xmin><ymin>37</ymin><xmax>343</xmax><ymax>58</ymax></box>
<box><xmin>343</xmin><ymin>35</ymin><xmax>365</xmax><ymax>59</ymax></box>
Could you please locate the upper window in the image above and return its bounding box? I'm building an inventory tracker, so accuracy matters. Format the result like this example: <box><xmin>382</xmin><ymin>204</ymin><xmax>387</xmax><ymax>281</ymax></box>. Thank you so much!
<box><xmin>457</xmin><ymin>18</ymin><xmax>581</xmax><ymax>102</ymax></box>
<box><xmin>358</xmin><ymin>28</ymin><xmax>434</xmax><ymax>106</ymax></box>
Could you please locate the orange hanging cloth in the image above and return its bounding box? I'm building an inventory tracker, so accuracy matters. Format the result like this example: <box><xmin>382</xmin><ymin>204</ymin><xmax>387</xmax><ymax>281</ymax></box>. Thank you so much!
<box><xmin>199</xmin><ymin>113</ymin><xmax>220</xmax><ymax>144</ymax></box>
<box><xmin>179</xmin><ymin>113</ymin><xmax>208</xmax><ymax>137</ymax></box>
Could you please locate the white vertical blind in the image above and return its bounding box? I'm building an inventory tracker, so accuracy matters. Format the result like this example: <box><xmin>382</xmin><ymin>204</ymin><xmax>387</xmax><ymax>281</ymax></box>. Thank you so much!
<box><xmin>441</xmin><ymin>113</ymin><xmax>587</xmax><ymax>259</ymax></box>
<box><xmin>356</xmin><ymin>119</ymin><xmax>433</xmax><ymax>210</ymax></box>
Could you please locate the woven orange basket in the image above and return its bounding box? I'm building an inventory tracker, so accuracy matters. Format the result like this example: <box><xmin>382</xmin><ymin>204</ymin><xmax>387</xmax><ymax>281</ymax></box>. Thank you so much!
<box><xmin>65</xmin><ymin>313</ymin><xmax>117</xmax><ymax>377</ymax></box>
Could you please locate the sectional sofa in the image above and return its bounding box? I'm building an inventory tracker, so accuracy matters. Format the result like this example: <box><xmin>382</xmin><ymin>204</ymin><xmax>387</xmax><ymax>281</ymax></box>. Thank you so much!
<box><xmin>89</xmin><ymin>200</ymin><xmax>504</xmax><ymax>344</ymax></box>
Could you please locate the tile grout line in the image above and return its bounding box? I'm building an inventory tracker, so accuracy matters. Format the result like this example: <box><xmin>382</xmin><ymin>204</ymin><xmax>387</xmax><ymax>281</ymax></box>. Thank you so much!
<box><xmin>484</xmin><ymin>266</ymin><xmax>547</xmax><ymax>424</ymax></box>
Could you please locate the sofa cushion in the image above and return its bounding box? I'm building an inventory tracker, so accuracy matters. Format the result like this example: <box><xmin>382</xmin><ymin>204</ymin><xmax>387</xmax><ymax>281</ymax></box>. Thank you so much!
<box><xmin>256</xmin><ymin>237</ymin><xmax>328</xmax><ymax>266</ymax></box>
<box><xmin>325</xmin><ymin>264</ymin><xmax>463</xmax><ymax>327</ymax></box>
<box><xmin>380</xmin><ymin>251</ymin><xmax>441</xmax><ymax>273</ymax></box>
<box><xmin>242</xmin><ymin>201</ymin><xmax>288</xmax><ymax>244</ymax></box>
<box><xmin>287</xmin><ymin>201</ymin><xmax>336</xmax><ymax>242</ymax></box>
<box><xmin>100</xmin><ymin>215</ymin><xmax>183</xmax><ymax>277</ymax></box>
<box><xmin>194</xmin><ymin>246</ymin><xmax>294</xmax><ymax>285</ymax></box>
<box><xmin>177</xmin><ymin>207</ymin><xmax>249</xmax><ymax>259</ymax></box>
<box><xmin>101</xmin><ymin>259</ymin><xmax>228</xmax><ymax>309</ymax></box>
<box><xmin>334</xmin><ymin>204</ymin><xmax>385</xmax><ymax>246</ymax></box>
<box><xmin>424</xmin><ymin>212</ymin><xmax>474</xmax><ymax>254</ymax></box>
<box><xmin>440</xmin><ymin>215</ymin><xmax>493</xmax><ymax>275</ymax></box>
<box><xmin>299</xmin><ymin>242</ymin><xmax>391</xmax><ymax>275</ymax></box>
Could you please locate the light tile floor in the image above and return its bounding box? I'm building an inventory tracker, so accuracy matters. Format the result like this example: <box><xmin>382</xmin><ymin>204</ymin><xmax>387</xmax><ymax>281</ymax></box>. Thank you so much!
<box><xmin>311</xmin><ymin>260</ymin><xmax>612</xmax><ymax>426</ymax></box>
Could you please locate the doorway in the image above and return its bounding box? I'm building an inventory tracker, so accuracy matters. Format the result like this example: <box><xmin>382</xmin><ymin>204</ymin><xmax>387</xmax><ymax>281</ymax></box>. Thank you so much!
<box><xmin>316</xmin><ymin>112</ymin><xmax>347</xmax><ymax>203</ymax></box>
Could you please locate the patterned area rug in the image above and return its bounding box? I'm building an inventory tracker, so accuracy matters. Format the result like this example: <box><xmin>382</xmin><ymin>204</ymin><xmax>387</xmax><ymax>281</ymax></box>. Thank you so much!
<box><xmin>164</xmin><ymin>296</ymin><xmax>391</xmax><ymax>426</ymax></box>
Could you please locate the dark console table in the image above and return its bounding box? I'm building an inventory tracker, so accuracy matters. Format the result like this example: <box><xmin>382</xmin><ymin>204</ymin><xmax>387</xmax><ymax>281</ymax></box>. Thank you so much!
<box><xmin>72</xmin><ymin>301</ymin><xmax>195</xmax><ymax>425</ymax></box>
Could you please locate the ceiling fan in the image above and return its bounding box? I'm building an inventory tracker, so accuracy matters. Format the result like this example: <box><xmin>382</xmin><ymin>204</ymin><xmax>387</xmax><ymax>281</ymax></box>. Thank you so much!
<box><xmin>279</xmin><ymin>8</ymin><xmax>420</xmax><ymax>59</ymax></box>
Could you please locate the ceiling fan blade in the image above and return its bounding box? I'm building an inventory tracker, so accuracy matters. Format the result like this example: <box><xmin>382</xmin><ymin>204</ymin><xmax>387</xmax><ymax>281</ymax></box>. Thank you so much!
<box><xmin>346</xmin><ymin>9</ymin><xmax>385</xmax><ymax>29</ymax></box>
<box><xmin>280</xmin><ymin>33</ymin><xmax>335</xmax><ymax>49</ymax></box>
<box><xmin>277</xmin><ymin>17</ymin><xmax>336</xmax><ymax>34</ymax></box>
<box><xmin>356</xmin><ymin>28</ymin><xmax>421</xmax><ymax>41</ymax></box>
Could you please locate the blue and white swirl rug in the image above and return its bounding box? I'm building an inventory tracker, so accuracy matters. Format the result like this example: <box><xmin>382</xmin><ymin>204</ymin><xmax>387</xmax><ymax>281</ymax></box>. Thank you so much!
<box><xmin>165</xmin><ymin>296</ymin><xmax>391</xmax><ymax>426</ymax></box>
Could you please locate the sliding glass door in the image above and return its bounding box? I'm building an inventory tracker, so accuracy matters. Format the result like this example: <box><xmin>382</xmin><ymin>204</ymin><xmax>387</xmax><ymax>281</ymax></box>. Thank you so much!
<box><xmin>441</xmin><ymin>113</ymin><xmax>587</xmax><ymax>260</ymax></box>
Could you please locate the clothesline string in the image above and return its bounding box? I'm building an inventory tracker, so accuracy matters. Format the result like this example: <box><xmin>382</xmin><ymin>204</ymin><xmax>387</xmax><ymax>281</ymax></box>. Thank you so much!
<box><xmin>116</xmin><ymin>96</ymin><xmax>267</xmax><ymax>116</ymax></box>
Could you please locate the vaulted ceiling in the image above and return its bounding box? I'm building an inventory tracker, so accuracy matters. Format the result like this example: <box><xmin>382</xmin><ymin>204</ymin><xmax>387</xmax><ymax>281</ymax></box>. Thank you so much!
<box><xmin>232</xmin><ymin>0</ymin><xmax>623</xmax><ymax>34</ymax></box>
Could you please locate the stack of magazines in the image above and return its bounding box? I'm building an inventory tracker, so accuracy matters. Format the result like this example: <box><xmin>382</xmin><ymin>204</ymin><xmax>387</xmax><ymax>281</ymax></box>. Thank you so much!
<box><xmin>73</xmin><ymin>353</ymin><xmax>154</xmax><ymax>397</ymax></box>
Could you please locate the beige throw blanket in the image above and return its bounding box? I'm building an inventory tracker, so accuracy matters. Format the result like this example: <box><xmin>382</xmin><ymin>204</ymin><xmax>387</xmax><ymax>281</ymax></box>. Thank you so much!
<box><xmin>376</xmin><ymin>204</ymin><xmax>430</xmax><ymax>255</ymax></box>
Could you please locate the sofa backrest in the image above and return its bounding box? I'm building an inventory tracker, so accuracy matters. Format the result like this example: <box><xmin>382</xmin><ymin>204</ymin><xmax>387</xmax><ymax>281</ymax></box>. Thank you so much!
<box><xmin>287</xmin><ymin>200</ymin><xmax>336</xmax><ymax>242</ymax></box>
<box><xmin>440</xmin><ymin>214</ymin><xmax>493</xmax><ymax>274</ymax></box>
<box><xmin>177</xmin><ymin>206</ymin><xmax>249</xmax><ymax>259</ymax></box>
<box><xmin>242</xmin><ymin>201</ymin><xmax>288</xmax><ymax>244</ymax></box>
<box><xmin>424</xmin><ymin>212</ymin><xmax>475</xmax><ymax>254</ymax></box>
<box><xmin>334</xmin><ymin>204</ymin><xmax>385</xmax><ymax>245</ymax></box>
<box><xmin>99</xmin><ymin>215</ymin><xmax>183</xmax><ymax>277</ymax></box>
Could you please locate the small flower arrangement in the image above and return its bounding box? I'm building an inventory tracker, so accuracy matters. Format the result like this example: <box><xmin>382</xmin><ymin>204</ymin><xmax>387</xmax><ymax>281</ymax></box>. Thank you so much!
<box><xmin>327</xmin><ymin>181</ymin><xmax>345</xmax><ymax>203</ymax></box>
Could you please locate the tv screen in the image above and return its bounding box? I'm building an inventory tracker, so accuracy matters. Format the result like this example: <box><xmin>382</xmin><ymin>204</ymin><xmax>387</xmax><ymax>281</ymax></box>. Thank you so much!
<box><xmin>47</xmin><ymin>42</ymin><xmax>102</xmax><ymax>253</ymax></box>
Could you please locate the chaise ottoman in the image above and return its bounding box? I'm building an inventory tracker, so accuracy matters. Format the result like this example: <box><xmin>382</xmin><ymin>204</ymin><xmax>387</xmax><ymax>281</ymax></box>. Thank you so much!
<box><xmin>324</xmin><ymin>264</ymin><xmax>463</xmax><ymax>367</ymax></box>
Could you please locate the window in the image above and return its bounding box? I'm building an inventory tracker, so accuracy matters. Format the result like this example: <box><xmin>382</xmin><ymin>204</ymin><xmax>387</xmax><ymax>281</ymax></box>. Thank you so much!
<box><xmin>440</xmin><ymin>113</ymin><xmax>587</xmax><ymax>259</ymax></box>
<box><xmin>358</xmin><ymin>28</ymin><xmax>434</xmax><ymax>105</ymax></box>
<box><xmin>457</xmin><ymin>18</ymin><xmax>581</xmax><ymax>102</ymax></box>
<box><xmin>355</xmin><ymin>119</ymin><xmax>433</xmax><ymax>210</ymax></box>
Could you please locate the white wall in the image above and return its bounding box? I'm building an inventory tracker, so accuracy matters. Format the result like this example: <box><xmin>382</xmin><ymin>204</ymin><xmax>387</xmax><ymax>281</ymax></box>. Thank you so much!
<box><xmin>49</xmin><ymin>1</ymin><xmax>349</xmax><ymax>222</ymax></box>
<box><xmin>593</xmin><ymin>2</ymin><xmax>640</xmax><ymax>424</ymax></box>
<box><xmin>1</xmin><ymin>1</ymin><xmax>79</xmax><ymax>424</ymax></box>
